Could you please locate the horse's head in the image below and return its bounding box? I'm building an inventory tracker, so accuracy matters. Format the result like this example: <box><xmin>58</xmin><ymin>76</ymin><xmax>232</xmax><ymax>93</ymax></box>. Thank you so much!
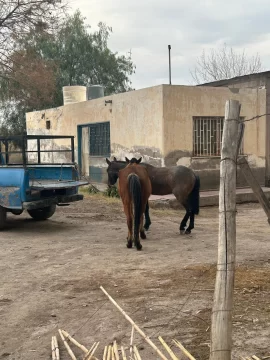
<box><xmin>105</xmin><ymin>157</ymin><xmax>121</xmax><ymax>186</ymax></box>
<box><xmin>125</xmin><ymin>157</ymin><xmax>142</xmax><ymax>165</ymax></box>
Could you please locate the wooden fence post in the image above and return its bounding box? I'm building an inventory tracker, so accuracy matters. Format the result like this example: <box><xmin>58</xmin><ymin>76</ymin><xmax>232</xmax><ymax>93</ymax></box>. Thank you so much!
<box><xmin>209</xmin><ymin>100</ymin><xmax>241</xmax><ymax>360</ymax></box>
<box><xmin>238</xmin><ymin>156</ymin><xmax>270</xmax><ymax>224</ymax></box>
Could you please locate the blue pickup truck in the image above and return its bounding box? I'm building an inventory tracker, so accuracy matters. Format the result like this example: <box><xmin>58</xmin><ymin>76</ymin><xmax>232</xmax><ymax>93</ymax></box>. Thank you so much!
<box><xmin>0</xmin><ymin>134</ymin><xmax>88</xmax><ymax>229</ymax></box>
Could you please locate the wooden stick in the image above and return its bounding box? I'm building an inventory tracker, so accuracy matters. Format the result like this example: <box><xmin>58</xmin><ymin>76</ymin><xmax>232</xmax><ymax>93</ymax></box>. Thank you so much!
<box><xmin>173</xmin><ymin>339</ymin><xmax>196</xmax><ymax>360</ymax></box>
<box><xmin>113</xmin><ymin>341</ymin><xmax>120</xmax><ymax>360</ymax></box>
<box><xmin>133</xmin><ymin>346</ymin><xmax>142</xmax><ymax>360</ymax></box>
<box><xmin>54</xmin><ymin>336</ymin><xmax>60</xmax><ymax>360</ymax></box>
<box><xmin>58</xmin><ymin>329</ymin><xmax>77</xmax><ymax>360</ymax></box>
<box><xmin>100</xmin><ymin>286</ymin><xmax>169</xmax><ymax>360</ymax></box>
<box><xmin>61</xmin><ymin>329</ymin><xmax>89</xmax><ymax>353</ymax></box>
<box><xmin>210</xmin><ymin>99</ymin><xmax>241</xmax><ymax>360</ymax></box>
<box><xmin>158</xmin><ymin>337</ymin><xmax>178</xmax><ymax>360</ymax></box>
<box><xmin>121</xmin><ymin>346</ymin><xmax>127</xmax><ymax>360</ymax></box>
<box><xmin>52</xmin><ymin>337</ymin><xmax>56</xmax><ymax>360</ymax></box>
<box><xmin>252</xmin><ymin>357</ymin><xmax>262</xmax><ymax>360</ymax></box>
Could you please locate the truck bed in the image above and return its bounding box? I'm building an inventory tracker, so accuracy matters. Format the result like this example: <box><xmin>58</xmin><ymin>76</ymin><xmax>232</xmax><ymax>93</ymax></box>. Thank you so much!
<box><xmin>30</xmin><ymin>179</ymin><xmax>88</xmax><ymax>190</ymax></box>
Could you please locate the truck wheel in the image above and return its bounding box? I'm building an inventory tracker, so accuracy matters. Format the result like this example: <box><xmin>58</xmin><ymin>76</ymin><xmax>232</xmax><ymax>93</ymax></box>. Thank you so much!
<box><xmin>27</xmin><ymin>205</ymin><xmax>56</xmax><ymax>221</ymax></box>
<box><xmin>0</xmin><ymin>206</ymin><xmax>7</xmax><ymax>230</ymax></box>
<box><xmin>10</xmin><ymin>209</ymin><xmax>23</xmax><ymax>216</ymax></box>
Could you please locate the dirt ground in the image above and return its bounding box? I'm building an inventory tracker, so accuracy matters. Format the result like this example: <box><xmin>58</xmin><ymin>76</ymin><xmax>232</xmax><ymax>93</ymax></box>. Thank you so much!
<box><xmin>1</xmin><ymin>194</ymin><xmax>270</xmax><ymax>360</ymax></box>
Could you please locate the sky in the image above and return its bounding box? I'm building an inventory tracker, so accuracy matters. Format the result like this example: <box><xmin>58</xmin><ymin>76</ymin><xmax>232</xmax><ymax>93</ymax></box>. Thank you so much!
<box><xmin>69</xmin><ymin>0</ymin><xmax>270</xmax><ymax>90</ymax></box>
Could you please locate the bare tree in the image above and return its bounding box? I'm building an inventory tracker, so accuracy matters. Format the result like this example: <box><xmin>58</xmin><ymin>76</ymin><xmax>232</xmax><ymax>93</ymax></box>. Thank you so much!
<box><xmin>190</xmin><ymin>43</ymin><xmax>262</xmax><ymax>84</ymax></box>
<box><xmin>0</xmin><ymin>0</ymin><xmax>68</xmax><ymax>77</ymax></box>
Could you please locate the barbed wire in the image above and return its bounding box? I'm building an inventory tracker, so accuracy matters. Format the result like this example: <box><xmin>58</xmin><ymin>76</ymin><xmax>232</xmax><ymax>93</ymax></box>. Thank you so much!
<box><xmin>240</xmin><ymin>113</ymin><xmax>270</xmax><ymax>122</ymax></box>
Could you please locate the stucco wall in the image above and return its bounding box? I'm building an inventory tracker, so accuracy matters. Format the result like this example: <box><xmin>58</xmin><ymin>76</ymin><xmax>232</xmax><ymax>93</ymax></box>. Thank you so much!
<box><xmin>26</xmin><ymin>84</ymin><xmax>267</xmax><ymax>189</ymax></box>
<box><xmin>162</xmin><ymin>85</ymin><xmax>267</xmax><ymax>188</ymax></box>
<box><xmin>199</xmin><ymin>73</ymin><xmax>270</xmax><ymax>187</ymax></box>
<box><xmin>26</xmin><ymin>86</ymin><xmax>164</xmax><ymax>180</ymax></box>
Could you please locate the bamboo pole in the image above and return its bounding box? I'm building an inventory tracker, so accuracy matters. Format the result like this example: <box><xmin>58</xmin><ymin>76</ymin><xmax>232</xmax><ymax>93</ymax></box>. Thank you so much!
<box><xmin>173</xmin><ymin>340</ymin><xmax>195</xmax><ymax>360</ymax></box>
<box><xmin>121</xmin><ymin>346</ymin><xmax>127</xmax><ymax>360</ymax></box>
<box><xmin>209</xmin><ymin>100</ymin><xmax>241</xmax><ymax>360</ymax></box>
<box><xmin>111</xmin><ymin>345</ymin><xmax>116</xmax><ymax>360</ymax></box>
<box><xmin>55</xmin><ymin>336</ymin><xmax>60</xmax><ymax>360</ymax></box>
<box><xmin>83</xmin><ymin>343</ymin><xmax>95</xmax><ymax>360</ymax></box>
<box><xmin>83</xmin><ymin>343</ymin><xmax>97</xmax><ymax>360</ymax></box>
<box><xmin>58</xmin><ymin>329</ymin><xmax>77</xmax><ymax>360</ymax></box>
<box><xmin>130</xmin><ymin>326</ymin><xmax>134</xmax><ymax>358</ymax></box>
<box><xmin>107</xmin><ymin>345</ymin><xmax>112</xmax><ymax>360</ymax></box>
<box><xmin>158</xmin><ymin>337</ymin><xmax>178</xmax><ymax>360</ymax></box>
<box><xmin>100</xmin><ymin>286</ymin><xmax>169</xmax><ymax>360</ymax></box>
<box><xmin>113</xmin><ymin>341</ymin><xmax>120</xmax><ymax>360</ymax></box>
<box><xmin>133</xmin><ymin>346</ymin><xmax>142</xmax><ymax>360</ymax></box>
<box><xmin>52</xmin><ymin>337</ymin><xmax>57</xmax><ymax>360</ymax></box>
<box><xmin>86</xmin><ymin>342</ymin><xmax>100</xmax><ymax>360</ymax></box>
<box><xmin>103</xmin><ymin>346</ymin><xmax>108</xmax><ymax>360</ymax></box>
<box><xmin>61</xmin><ymin>330</ymin><xmax>89</xmax><ymax>353</ymax></box>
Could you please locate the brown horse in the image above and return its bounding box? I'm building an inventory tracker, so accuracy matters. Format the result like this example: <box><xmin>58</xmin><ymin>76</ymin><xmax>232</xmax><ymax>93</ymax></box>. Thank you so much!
<box><xmin>118</xmin><ymin>157</ymin><xmax>152</xmax><ymax>250</ymax></box>
<box><xmin>106</xmin><ymin>157</ymin><xmax>200</xmax><ymax>234</ymax></box>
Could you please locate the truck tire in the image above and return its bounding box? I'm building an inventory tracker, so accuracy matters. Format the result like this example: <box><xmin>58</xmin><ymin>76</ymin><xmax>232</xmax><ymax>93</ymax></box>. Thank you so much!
<box><xmin>0</xmin><ymin>206</ymin><xmax>7</xmax><ymax>230</ymax></box>
<box><xmin>27</xmin><ymin>205</ymin><xmax>56</xmax><ymax>221</ymax></box>
<box><xmin>10</xmin><ymin>209</ymin><xmax>23</xmax><ymax>215</ymax></box>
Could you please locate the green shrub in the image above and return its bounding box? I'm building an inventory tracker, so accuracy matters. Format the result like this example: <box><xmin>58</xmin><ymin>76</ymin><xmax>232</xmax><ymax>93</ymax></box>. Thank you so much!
<box><xmin>86</xmin><ymin>185</ymin><xmax>100</xmax><ymax>194</ymax></box>
<box><xmin>103</xmin><ymin>185</ymin><xmax>120</xmax><ymax>198</ymax></box>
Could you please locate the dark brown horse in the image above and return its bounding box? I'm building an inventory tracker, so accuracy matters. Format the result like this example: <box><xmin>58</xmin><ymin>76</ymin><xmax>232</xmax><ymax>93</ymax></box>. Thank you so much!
<box><xmin>106</xmin><ymin>157</ymin><xmax>200</xmax><ymax>234</ymax></box>
<box><xmin>118</xmin><ymin>157</ymin><xmax>152</xmax><ymax>250</ymax></box>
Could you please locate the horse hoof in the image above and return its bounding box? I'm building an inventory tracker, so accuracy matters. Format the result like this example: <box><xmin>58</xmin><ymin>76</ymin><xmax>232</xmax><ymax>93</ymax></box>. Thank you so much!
<box><xmin>136</xmin><ymin>244</ymin><xmax>142</xmax><ymax>251</ymax></box>
<box><xmin>185</xmin><ymin>230</ymin><xmax>191</xmax><ymax>235</ymax></box>
<box><xmin>140</xmin><ymin>231</ymin><xmax>147</xmax><ymax>239</ymax></box>
<box><xmin>180</xmin><ymin>230</ymin><xmax>185</xmax><ymax>235</ymax></box>
<box><xmin>126</xmin><ymin>241</ymin><xmax>132</xmax><ymax>248</ymax></box>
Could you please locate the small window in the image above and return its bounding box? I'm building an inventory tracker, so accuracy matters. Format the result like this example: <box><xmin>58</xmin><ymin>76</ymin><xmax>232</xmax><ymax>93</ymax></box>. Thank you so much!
<box><xmin>89</xmin><ymin>121</ymin><xmax>110</xmax><ymax>156</ymax></box>
<box><xmin>46</xmin><ymin>120</ymin><xmax>51</xmax><ymax>130</ymax></box>
<box><xmin>193</xmin><ymin>116</ymin><xmax>244</xmax><ymax>156</ymax></box>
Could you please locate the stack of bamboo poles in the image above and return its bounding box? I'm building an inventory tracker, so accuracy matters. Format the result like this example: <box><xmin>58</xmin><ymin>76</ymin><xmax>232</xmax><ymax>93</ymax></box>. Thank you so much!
<box><xmin>52</xmin><ymin>329</ymin><xmax>196</xmax><ymax>360</ymax></box>
<box><xmin>50</xmin><ymin>286</ymin><xmax>269</xmax><ymax>360</ymax></box>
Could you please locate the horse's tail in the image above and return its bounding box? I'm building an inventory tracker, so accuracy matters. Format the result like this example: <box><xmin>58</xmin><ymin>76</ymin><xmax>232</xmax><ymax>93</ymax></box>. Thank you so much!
<box><xmin>187</xmin><ymin>173</ymin><xmax>200</xmax><ymax>215</ymax></box>
<box><xmin>128</xmin><ymin>173</ymin><xmax>142</xmax><ymax>240</ymax></box>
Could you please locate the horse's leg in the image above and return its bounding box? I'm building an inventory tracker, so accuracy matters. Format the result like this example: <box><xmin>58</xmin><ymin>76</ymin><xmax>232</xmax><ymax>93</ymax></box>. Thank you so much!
<box><xmin>124</xmin><ymin>203</ymin><xmax>133</xmax><ymax>248</ymax></box>
<box><xmin>134</xmin><ymin>226</ymin><xmax>142</xmax><ymax>250</ymax></box>
<box><xmin>185</xmin><ymin>212</ymin><xmax>195</xmax><ymax>234</ymax></box>
<box><xmin>180</xmin><ymin>207</ymin><xmax>190</xmax><ymax>235</ymax></box>
<box><xmin>144</xmin><ymin>201</ymin><xmax>151</xmax><ymax>231</ymax></box>
<box><xmin>133</xmin><ymin>213</ymin><xmax>143</xmax><ymax>250</ymax></box>
<box><xmin>173</xmin><ymin>189</ymin><xmax>190</xmax><ymax>234</ymax></box>
<box><xmin>140</xmin><ymin>214</ymin><xmax>147</xmax><ymax>240</ymax></box>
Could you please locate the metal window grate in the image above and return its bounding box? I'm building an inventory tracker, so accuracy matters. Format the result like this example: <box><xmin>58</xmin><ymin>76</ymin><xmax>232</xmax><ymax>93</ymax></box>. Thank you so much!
<box><xmin>193</xmin><ymin>116</ymin><xmax>244</xmax><ymax>156</ymax></box>
<box><xmin>89</xmin><ymin>121</ymin><xmax>111</xmax><ymax>156</ymax></box>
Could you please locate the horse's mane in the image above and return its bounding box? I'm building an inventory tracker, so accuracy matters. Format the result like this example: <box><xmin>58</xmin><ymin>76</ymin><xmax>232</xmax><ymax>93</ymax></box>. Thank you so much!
<box><xmin>113</xmin><ymin>159</ymin><xmax>153</xmax><ymax>166</ymax></box>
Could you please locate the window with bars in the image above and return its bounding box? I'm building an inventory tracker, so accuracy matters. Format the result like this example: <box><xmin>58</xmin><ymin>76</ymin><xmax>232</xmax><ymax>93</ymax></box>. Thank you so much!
<box><xmin>193</xmin><ymin>116</ymin><xmax>244</xmax><ymax>156</ymax></box>
<box><xmin>89</xmin><ymin>121</ymin><xmax>111</xmax><ymax>156</ymax></box>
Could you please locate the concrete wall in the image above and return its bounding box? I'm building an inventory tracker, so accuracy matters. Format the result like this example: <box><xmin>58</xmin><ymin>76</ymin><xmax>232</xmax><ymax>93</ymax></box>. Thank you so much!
<box><xmin>26</xmin><ymin>84</ymin><xmax>267</xmax><ymax>189</ymax></box>
<box><xmin>26</xmin><ymin>86</ymin><xmax>164</xmax><ymax>182</ymax></box>
<box><xmin>198</xmin><ymin>72</ymin><xmax>270</xmax><ymax>187</ymax></box>
<box><xmin>162</xmin><ymin>85</ymin><xmax>267</xmax><ymax>189</ymax></box>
